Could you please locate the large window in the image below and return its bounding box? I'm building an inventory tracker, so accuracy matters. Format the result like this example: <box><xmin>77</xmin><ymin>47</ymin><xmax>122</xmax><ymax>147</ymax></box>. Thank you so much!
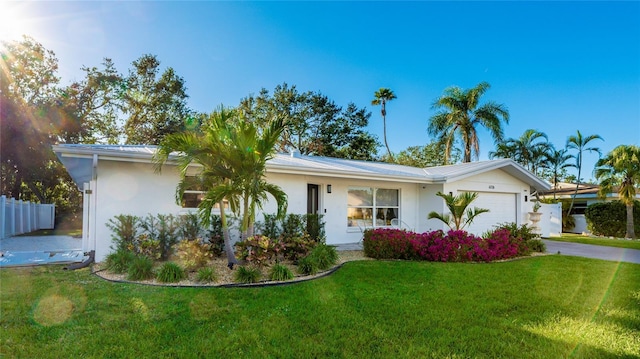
<box><xmin>181</xmin><ymin>177</ymin><xmax>228</xmax><ymax>210</ymax></box>
<box><xmin>347</xmin><ymin>186</ymin><xmax>399</xmax><ymax>229</ymax></box>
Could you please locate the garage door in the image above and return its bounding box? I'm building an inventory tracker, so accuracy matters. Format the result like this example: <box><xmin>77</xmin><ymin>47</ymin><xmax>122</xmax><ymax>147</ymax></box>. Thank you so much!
<box><xmin>462</xmin><ymin>192</ymin><xmax>516</xmax><ymax>236</ymax></box>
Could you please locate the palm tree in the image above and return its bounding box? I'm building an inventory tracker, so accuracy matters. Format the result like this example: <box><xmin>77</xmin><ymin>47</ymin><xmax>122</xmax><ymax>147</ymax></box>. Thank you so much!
<box><xmin>428</xmin><ymin>82</ymin><xmax>509</xmax><ymax>163</ymax></box>
<box><xmin>371</xmin><ymin>88</ymin><xmax>397</xmax><ymax>160</ymax></box>
<box><xmin>428</xmin><ymin>192</ymin><xmax>490</xmax><ymax>230</ymax></box>
<box><xmin>544</xmin><ymin>147</ymin><xmax>574</xmax><ymax>200</ymax></box>
<box><xmin>594</xmin><ymin>145</ymin><xmax>640</xmax><ymax>239</ymax></box>
<box><xmin>490</xmin><ymin>129</ymin><xmax>550</xmax><ymax>175</ymax></box>
<box><xmin>154</xmin><ymin>108</ymin><xmax>240</xmax><ymax>269</ymax></box>
<box><xmin>566</xmin><ymin>130</ymin><xmax>603</xmax><ymax>215</ymax></box>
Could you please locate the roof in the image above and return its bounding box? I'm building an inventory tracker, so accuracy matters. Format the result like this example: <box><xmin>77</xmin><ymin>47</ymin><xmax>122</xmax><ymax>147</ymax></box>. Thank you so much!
<box><xmin>52</xmin><ymin>144</ymin><xmax>551</xmax><ymax>191</ymax></box>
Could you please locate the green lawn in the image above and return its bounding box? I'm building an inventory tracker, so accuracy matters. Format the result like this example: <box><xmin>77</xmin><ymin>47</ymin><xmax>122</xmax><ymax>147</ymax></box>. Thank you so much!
<box><xmin>551</xmin><ymin>234</ymin><xmax>640</xmax><ymax>250</ymax></box>
<box><xmin>1</xmin><ymin>257</ymin><xmax>638</xmax><ymax>358</ymax></box>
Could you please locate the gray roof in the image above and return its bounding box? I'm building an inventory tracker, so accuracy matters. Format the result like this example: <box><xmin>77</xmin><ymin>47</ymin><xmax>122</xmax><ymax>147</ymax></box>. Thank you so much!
<box><xmin>52</xmin><ymin>144</ymin><xmax>550</xmax><ymax>190</ymax></box>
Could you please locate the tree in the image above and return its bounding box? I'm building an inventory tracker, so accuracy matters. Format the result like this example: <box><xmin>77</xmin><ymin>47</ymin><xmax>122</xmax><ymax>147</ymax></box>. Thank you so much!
<box><xmin>239</xmin><ymin>83</ymin><xmax>379</xmax><ymax>159</ymax></box>
<box><xmin>594</xmin><ymin>145</ymin><xmax>640</xmax><ymax>239</ymax></box>
<box><xmin>490</xmin><ymin>129</ymin><xmax>550</xmax><ymax>175</ymax></box>
<box><xmin>543</xmin><ymin>147</ymin><xmax>574</xmax><ymax>200</ymax></box>
<box><xmin>428</xmin><ymin>191</ymin><xmax>489</xmax><ymax>230</ymax></box>
<box><xmin>566</xmin><ymin>130</ymin><xmax>603</xmax><ymax>215</ymax></box>
<box><xmin>392</xmin><ymin>141</ymin><xmax>461</xmax><ymax>167</ymax></box>
<box><xmin>428</xmin><ymin>82</ymin><xmax>509</xmax><ymax>163</ymax></box>
<box><xmin>371</xmin><ymin>88</ymin><xmax>397</xmax><ymax>160</ymax></box>
<box><xmin>123</xmin><ymin>54</ymin><xmax>191</xmax><ymax>144</ymax></box>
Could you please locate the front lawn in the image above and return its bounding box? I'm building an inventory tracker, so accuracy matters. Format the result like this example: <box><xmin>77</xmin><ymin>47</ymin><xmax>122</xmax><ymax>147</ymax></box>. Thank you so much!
<box><xmin>552</xmin><ymin>233</ymin><xmax>640</xmax><ymax>250</ymax></box>
<box><xmin>1</xmin><ymin>256</ymin><xmax>638</xmax><ymax>358</ymax></box>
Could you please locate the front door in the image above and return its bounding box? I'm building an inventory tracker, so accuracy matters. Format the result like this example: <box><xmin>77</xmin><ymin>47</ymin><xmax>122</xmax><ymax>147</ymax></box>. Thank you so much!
<box><xmin>307</xmin><ymin>184</ymin><xmax>319</xmax><ymax>214</ymax></box>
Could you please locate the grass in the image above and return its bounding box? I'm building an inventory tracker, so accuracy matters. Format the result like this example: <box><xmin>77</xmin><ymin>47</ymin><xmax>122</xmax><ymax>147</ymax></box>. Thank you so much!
<box><xmin>551</xmin><ymin>233</ymin><xmax>640</xmax><ymax>250</ymax></box>
<box><xmin>1</xmin><ymin>256</ymin><xmax>638</xmax><ymax>358</ymax></box>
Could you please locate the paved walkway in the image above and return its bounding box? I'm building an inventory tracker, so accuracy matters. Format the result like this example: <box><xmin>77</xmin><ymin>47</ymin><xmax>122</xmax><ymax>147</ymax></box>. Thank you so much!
<box><xmin>0</xmin><ymin>235</ymin><xmax>83</xmax><ymax>267</ymax></box>
<box><xmin>543</xmin><ymin>240</ymin><xmax>640</xmax><ymax>264</ymax></box>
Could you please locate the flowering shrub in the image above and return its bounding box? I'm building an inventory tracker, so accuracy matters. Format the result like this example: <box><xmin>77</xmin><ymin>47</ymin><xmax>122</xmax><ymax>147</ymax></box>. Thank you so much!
<box><xmin>235</xmin><ymin>235</ymin><xmax>285</xmax><ymax>267</ymax></box>
<box><xmin>365</xmin><ymin>228</ymin><xmax>525</xmax><ymax>262</ymax></box>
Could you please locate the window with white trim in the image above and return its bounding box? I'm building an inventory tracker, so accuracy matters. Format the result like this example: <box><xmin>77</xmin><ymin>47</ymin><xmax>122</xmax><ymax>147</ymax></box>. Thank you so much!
<box><xmin>347</xmin><ymin>186</ymin><xmax>399</xmax><ymax>228</ymax></box>
<box><xmin>181</xmin><ymin>177</ymin><xmax>228</xmax><ymax>210</ymax></box>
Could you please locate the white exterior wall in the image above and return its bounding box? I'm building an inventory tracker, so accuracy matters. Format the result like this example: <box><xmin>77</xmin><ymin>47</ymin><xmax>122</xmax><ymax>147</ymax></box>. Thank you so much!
<box><xmin>440</xmin><ymin>169</ymin><xmax>532</xmax><ymax>234</ymax></box>
<box><xmin>263</xmin><ymin>172</ymin><xmax>421</xmax><ymax>245</ymax></box>
<box><xmin>417</xmin><ymin>184</ymin><xmax>446</xmax><ymax>233</ymax></box>
<box><xmin>92</xmin><ymin>160</ymin><xmax>185</xmax><ymax>261</ymax></box>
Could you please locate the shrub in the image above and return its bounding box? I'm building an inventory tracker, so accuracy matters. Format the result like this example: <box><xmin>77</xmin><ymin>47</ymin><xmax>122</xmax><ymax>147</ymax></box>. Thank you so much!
<box><xmin>561</xmin><ymin>200</ymin><xmax>576</xmax><ymax>231</ymax></box>
<box><xmin>305</xmin><ymin>213</ymin><xmax>326</xmax><ymax>243</ymax></box>
<box><xmin>127</xmin><ymin>256</ymin><xmax>155</xmax><ymax>281</ymax></box>
<box><xmin>104</xmin><ymin>249</ymin><xmax>136</xmax><ymax>274</ymax></box>
<box><xmin>297</xmin><ymin>255</ymin><xmax>319</xmax><ymax>275</ymax></box>
<box><xmin>281</xmin><ymin>214</ymin><xmax>305</xmax><ymax>241</ymax></box>
<box><xmin>178</xmin><ymin>212</ymin><xmax>202</xmax><ymax>241</ymax></box>
<box><xmin>140</xmin><ymin>214</ymin><xmax>180</xmax><ymax>260</ymax></box>
<box><xmin>235</xmin><ymin>235</ymin><xmax>283</xmax><ymax>267</ymax></box>
<box><xmin>585</xmin><ymin>201</ymin><xmax>640</xmax><ymax>238</ymax></box>
<box><xmin>258</xmin><ymin>213</ymin><xmax>281</xmax><ymax>239</ymax></box>
<box><xmin>282</xmin><ymin>234</ymin><xmax>316</xmax><ymax>261</ymax></box>
<box><xmin>133</xmin><ymin>234</ymin><xmax>162</xmax><ymax>260</ymax></box>
<box><xmin>156</xmin><ymin>262</ymin><xmax>186</xmax><ymax>283</ymax></box>
<box><xmin>174</xmin><ymin>240</ymin><xmax>213</xmax><ymax>271</ymax></box>
<box><xmin>308</xmin><ymin>244</ymin><xmax>338</xmax><ymax>270</ymax></box>
<box><xmin>269</xmin><ymin>264</ymin><xmax>294</xmax><ymax>281</ymax></box>
<box><xmin>234</xmin><ymin>266</ymin><xmax>261</xmax><ymax>284</ymax></box>
<box><xmin>528</xmin><ymin>239</ymin><xmax>546</xmax><ymax>253</ymax></box>
<box><xmin>363</xmin><ymin>228</ymin><xmax>416</xmax><ymax>259</ymax></box>
<box><xmin>492</xmin><ymin>222</ymin><xmax>538</xmax><ymax>256</ymax></box>
<box><xmin>208</xmin><ymin>215</ymin><xmax>225</xmax><ymax>256</ymax></box>
<box><xmin>106</xmin><ymin>214</ymin><xmax>140</xmax><ymax>252</ymax></box>
<box><xmin>196</xmin><ymin>267</ymin><xmax>217</xmax><ymax>283</ymax></box>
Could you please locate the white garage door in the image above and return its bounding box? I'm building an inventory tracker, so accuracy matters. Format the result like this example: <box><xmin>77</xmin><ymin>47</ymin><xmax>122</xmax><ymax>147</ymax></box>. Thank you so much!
<box><xmin>462</xmin><ymin>192</ymin><xmax>516</xmax><ymax>236</ymax></box>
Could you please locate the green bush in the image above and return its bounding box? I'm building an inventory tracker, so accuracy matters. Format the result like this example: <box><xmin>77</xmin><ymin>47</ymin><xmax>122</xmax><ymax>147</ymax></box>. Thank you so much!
<box><xmin>235</xmin><ymin>235</ymin><xmax>283</xmax><ymax>267</ymax></box>
<box><xmin>156</xmin><ymin>262</ymin><xmax>186</xmax><ymax>283</ymax></box>
<box><xmin>281</xmin><ymin>214</ymin><xmax>305</xmax><ymax>241</ymax></box>
<box><xmin>493</xmin><ymin>222</ymin><xmax>539</xmax><ymax>241</ymax></box>
<box><xmin>234</xmin><ymin>266</ymin><xmax>262</xmax><ymax>284</ymax></box>
<box><xmin>269</xmin><ymin>264</ymin><xmax>294</xmax><ymax>281</ymax></box>
<box><xmin>585</xmin><ymin>201</ymin><xmax>640</xmax><ymax>238</ymax></box>
<box><xmin>178</xmin><ymin>212</ymin><xmax>202</xmax><ymax>240</ymax></box>
<box><xmin>282</xmin><ymin>234</ymin><xmax>316</xmax><ymax>261</ymax></box>
<box><xmin>208</xmin><ymin>215</ymin><xmax>225</xmax><ymax>256</ymax></box>
<box><xmin>174</xmin><ymin>240</ymin><xmax>213</xmax><ymax>271</ymax></box>
<box><xmin>104</xmin><ymin>249</ymin><xmax>136</xmax><ymax>274</ymax></box>
<box><xmin>528</xmin><ymin>239</ymin><xmax>546</xmax><ymax>253</ymax></box>
<box><xmin>127</xmin><ymin>256</ymin><xmax>155</xmax><ymax>281</ymax></box>
<box><xmin>308</xmin><ymin>244</ymin><xmax>338</xmax><ymax>270</ymax></box>
<box><xmin>297</xmin><ymin>255</ymin><xmax>319</xmax><ymax>275</ymax></box>
<box><xmin>140</xmin><ymin>214</ymin><xmax>180</xmax><ymax>260</ymax></box>
<box><xmin>106</xmin><ymin>214</ymin><xmax>140</xmax><ymax>252</ymax></box>
<box><xmin>196</xmin><ymin>267</ymin><xmax>217</xmax><ymax>283</ymax></box>
<box><xmin>305</xmin><ymin>213</ymin><xmax>326</xmax><ymax>243</ymax></box>
<box><xmin>258</xmin><ymin>213</ymin><xmax>281</xmax><ymax>239</ymax></box>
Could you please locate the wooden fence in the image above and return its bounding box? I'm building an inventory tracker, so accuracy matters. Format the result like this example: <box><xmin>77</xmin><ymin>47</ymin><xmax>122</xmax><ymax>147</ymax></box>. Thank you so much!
<box><xmin>1</xmin><ymin>195</ymin><xmax>55</xmax><ymax>239</ymax></box>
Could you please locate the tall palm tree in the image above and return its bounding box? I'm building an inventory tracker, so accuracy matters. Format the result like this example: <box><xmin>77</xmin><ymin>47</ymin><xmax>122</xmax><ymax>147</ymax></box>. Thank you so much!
<box><xmin>566</xmin><ymin>130</ymin><xmax>603</xmax><ymax>215</ymax></box>
<box><xmin>428</xmin><ymin>82</ymin><xmax>509</xmax><ymax>163</ymax></box>
<box><xmin>428</xmin><ymin>191</ymin><xmax>490</xmax><ymax>230</ymax></box>
<box><xmin>594</xmin><ymin>145</ymin><xmax>640</xmax><ymax>239</ymax></box>
<box><xmin>544</xmin><ymin>147</ymin><xmax>574</xmax><ymax>200</ymax></box>
<box><xmin>371</xmin><ymin>88</ymin><xmax>397</xmax><ymax>160</ymax></box>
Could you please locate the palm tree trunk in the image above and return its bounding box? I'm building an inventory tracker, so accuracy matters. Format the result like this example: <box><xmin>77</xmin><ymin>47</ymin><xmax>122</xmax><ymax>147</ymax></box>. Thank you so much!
<box><xmin>219</xmin><ymin>202</ymin><xmax>238</xmax><ymax>269</ymax></box>
<box><xmin>568</xmin><ymin>160</ymin><xmax>582</xmax><ymax>216</ymax></box>
<box><xmin>382</xmin><ymin>113</ymin><xmax>393</xmax><ymax>160</ymax></box>
<box><xmin>626</xmin><ymin>203</ymin><xmax>635</xmax><ymax>239</ymax></box>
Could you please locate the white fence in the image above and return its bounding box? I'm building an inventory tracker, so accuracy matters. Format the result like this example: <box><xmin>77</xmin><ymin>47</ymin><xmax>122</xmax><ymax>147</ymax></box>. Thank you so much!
<box><xmin>1</xmin><ymin>195</ymin><xmax>55</xmax><ymax>239</ymax></box>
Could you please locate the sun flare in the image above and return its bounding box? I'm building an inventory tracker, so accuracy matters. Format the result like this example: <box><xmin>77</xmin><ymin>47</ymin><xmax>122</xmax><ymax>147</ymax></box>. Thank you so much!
<box><xmin>0</xmin><ymin>3</ymin><xmax>38</xmax><ymax>42</ymax></box>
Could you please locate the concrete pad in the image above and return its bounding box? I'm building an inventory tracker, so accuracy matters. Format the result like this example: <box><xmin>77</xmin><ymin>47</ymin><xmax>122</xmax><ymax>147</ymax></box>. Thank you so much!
<box><xmin>0</xmin><ymin>235</ymin><xmax>81</xmax><ymax>252</ymax></box>
<box><xmin>0</xmin><ymin>250</ymin><xmax>85</xmax><ymax>267</ymax></box>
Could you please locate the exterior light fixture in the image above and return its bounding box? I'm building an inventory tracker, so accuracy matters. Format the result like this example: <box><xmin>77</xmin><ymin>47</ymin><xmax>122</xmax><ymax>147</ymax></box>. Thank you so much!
<box><xmin>327</xmin><ymin>185</ymin><xmax>332</xmax><ymax>193</ymax></box>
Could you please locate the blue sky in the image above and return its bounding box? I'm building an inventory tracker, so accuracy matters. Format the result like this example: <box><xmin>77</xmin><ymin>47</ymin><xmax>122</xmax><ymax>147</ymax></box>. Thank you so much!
<box><xmin>2</xmin><ymin>1</ymin><xmax>639</xmax><ymax>181</ymax></box>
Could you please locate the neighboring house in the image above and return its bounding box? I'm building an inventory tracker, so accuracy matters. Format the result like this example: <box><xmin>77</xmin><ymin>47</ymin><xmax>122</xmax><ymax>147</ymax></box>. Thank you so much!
<box><xmin>539</xmin><ymin>182</ymin><xmax>640</xmax><ymax>234</ymax></box>
<box><xmin>53</xmin><ymin>144</ymin><xmax>550</xmax><ymax>262</ymax></box>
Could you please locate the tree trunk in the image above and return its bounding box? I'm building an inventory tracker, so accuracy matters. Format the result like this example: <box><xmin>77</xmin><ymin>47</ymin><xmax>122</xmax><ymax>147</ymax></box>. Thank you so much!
<box><xmin>219</xmin><ymin>203</ymin><xmax>238</xmax><ymax>269</ymax></box>
<box><xmin>382</xmin><ymin>113</ymin><xmax>393</xmax><ymax>161</ymax></box>
<box><xmin>567</xmin><ymin>162</ymin><xmax>581</xmax><ymax>216</ymax></box>
<box><xmin>626</xmin><ymin>203</ymin><xmax>635</xmax><ymax>239</ymax></box>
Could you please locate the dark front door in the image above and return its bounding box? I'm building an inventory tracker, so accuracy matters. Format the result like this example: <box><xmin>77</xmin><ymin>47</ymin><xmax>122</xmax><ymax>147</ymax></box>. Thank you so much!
<box><xmin>307</xmin><ymin>184</ymin><xmax>319</xmax><ymax>214</ymax></box>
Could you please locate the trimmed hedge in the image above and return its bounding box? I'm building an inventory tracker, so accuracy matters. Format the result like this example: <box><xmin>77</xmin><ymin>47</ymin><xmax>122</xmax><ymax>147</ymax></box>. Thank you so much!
<box><xmin>363</xmin><ymin>227</ymin><xmax>528</xmax><ymax>262</ymax></box>
<box><xmin>585</xmin><ymin>201</ymin><xmax>640</xmax><ymax>238</ymax></box>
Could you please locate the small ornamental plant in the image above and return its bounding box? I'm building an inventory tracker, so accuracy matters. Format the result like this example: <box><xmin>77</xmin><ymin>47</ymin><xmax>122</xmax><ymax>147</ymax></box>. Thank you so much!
<box><xmin>156</xmin><ymin>262</ymin><xmax>186</xmax><ymax>283</ymax></box>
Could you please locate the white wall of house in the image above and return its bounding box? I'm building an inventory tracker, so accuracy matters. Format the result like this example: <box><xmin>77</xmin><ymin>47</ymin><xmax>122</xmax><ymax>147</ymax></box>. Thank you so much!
<box><xmin>440</xmin><ymin>169</ymin><xmax>532</xmax><ymax>236</ymax></box>
<box><xmin>417</xmin><ymin>184</ymin><xmax>446</xmax><ymax>233</ymax></box>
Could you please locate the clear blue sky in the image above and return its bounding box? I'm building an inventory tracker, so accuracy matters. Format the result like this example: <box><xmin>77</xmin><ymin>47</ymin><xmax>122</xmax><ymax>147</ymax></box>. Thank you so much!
<box><xmin>2</xmin><ymin>1</ymin><xmax>639</xmax><ymax>181</ymax></box>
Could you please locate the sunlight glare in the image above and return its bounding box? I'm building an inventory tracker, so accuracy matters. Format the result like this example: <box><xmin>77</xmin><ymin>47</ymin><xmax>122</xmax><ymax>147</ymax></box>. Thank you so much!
<box><xmin>0</xmin><ymin>3</ymin><xmax>35</xmax><ymax>42</ymax></box>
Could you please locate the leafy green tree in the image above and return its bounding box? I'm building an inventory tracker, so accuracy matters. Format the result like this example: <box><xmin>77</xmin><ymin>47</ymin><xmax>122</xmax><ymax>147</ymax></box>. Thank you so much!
<box><xmin>123</xmin><ymin>54</ymin><xmax>191</xmax><ymax>144</ymax></box>
<box><xmin>428</xmin><ymin>191</ymin><xmax>489</xmax><ymax>230</ymax></box>
<box><xmin>428</xmin><ymin>82</ymin><xmax>509</xmax><ymax>163</ymax></box>
<box><xmin>240</xmin><ymin>83</ymin><xmax>379</xmax><ymax>159</ymax></box>
<box><xmin>371</xmin><ymin>88</ymin><xmax>397</xmax><ymax>160</ymax></box>
<box><xmin>566</xmin><ymin>130</ymin><xmax>603</xmax><ymax>215</ymax></box>
<box><xmin>392</xmin><ymin>141</ymin><xmax>461</xmax><ymax>167</ymax></box>
<box><xmin>594</xmin><ymin>145</ymin><xmax>640</xmax><ymax>238</ymax></box>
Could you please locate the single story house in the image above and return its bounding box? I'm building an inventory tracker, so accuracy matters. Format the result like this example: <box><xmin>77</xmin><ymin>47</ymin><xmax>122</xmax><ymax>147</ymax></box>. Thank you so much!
<box><xmin>53</xmin><ymin>144</ymin><xmax>551</xmax><ymax>262</ymax></box>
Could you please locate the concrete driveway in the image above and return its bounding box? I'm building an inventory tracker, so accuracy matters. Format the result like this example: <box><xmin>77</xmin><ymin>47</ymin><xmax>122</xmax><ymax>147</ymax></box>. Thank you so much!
<box><xmin>0</xmin><ymin>235</ymin><xmax>83</xmax><ymax>267</ymax></box>
<box><xmin>543</xmin><ymin>240</ymin><xmax>640</xmax><ymax>264</ymax></box>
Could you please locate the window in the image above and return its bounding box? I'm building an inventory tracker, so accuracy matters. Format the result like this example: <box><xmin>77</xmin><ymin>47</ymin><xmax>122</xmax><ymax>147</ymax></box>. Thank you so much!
<box><xmin>347</xmin><ymin>186</ymin><xmax>399</xmax><ymax>228</ymax></box>
<box><xmin>181</xmin><ymin>177</ymin><xmax>228</xmax><ymax>210</ymax></box>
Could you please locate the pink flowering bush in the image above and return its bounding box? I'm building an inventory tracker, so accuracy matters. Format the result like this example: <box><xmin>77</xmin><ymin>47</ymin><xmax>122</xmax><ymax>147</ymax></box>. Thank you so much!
<box><xmin>364</xmin><ymin>227</ymin><xmax>525</xmax><ymax>262</ymax></box>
